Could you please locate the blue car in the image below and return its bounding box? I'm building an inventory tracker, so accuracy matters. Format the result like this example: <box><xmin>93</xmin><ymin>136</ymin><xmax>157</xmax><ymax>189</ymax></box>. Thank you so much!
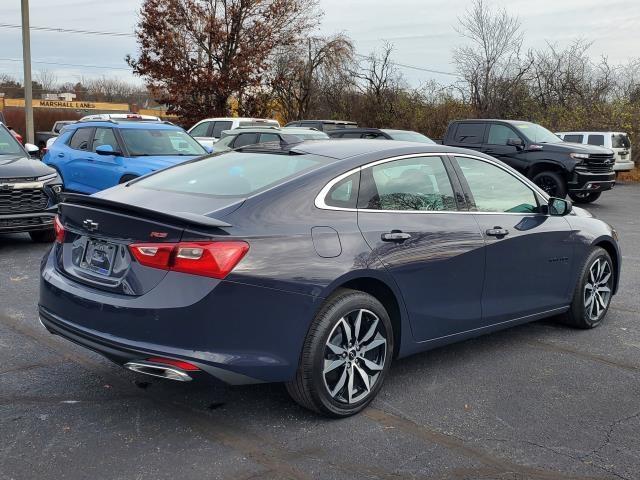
<box><xmin>43</xmin><ymin>119</ymin><xmax>207</xmax><ymax>193</ymax></box>
<box><xmin>39</xmin><ymin>140</ymin><xmax>620</xmax><ymax>417</ymax></box>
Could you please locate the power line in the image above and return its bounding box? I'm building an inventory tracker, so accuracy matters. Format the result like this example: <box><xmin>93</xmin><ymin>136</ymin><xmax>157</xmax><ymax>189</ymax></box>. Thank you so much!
<box><xmin>0</xmin><ymin>23</ymin><xmax>133</xmax><ymax>38</ymax></box>
<box><xmin>0</xmin><ymin>57</ymin><xmax>131</xmax><ymax>71</ymax></box>
<box><xmin>354</xmin><ymin>53</ymin><xmax>458</xmax><ymax>77</ymax></box>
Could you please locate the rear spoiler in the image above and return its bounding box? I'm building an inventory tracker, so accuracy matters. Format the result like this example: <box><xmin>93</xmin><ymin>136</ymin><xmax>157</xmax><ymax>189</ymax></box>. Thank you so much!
<box><xmin>54</xmin><ymin>193</ymin><xmax>232</xmax><ymax>228</ymax></box>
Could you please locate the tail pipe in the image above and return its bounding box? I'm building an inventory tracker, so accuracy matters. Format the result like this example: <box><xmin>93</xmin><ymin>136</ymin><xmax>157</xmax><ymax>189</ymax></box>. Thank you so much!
<box><xmin>124</xmin><ymin>361</ymin><xmax>193</xmax><ymax>382</ymax></box>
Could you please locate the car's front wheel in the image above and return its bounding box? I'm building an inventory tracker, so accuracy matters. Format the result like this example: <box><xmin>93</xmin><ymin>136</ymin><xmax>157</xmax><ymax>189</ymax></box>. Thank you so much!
<box><xmin>569</xmin><ymin>192</ymin><xmax>602</xmax><ymax>204</ymax></box>
<box><xmin>532</xmin><ymin>171</ymin><xmax>567</xmax><ymax>198</ymax></box>
<box><xmin>560</xmin><ymin>247</ymin><xmax>614</xmax><ymax>329</ymax></box>
<box><xmin>286</xmin><ymin>289</ymin><xmax>393</xmax><ymax>417</ymax></box>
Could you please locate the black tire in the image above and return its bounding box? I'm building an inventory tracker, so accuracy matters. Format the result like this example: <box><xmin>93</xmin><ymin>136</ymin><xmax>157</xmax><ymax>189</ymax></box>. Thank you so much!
<box><xmin>569</xmin><ymin>192</ymin><xmax>602</xmax><ymax>204</ymax></box>
<box><xmin>286</xmin><ymin>288</ymin><xmax>394</xmax><ymax>417</ymax></box>
<box><xmin>559</xmin><ymin>247</ymin><xmax>614</xmax><ymax>329</ymax></box>
<box><xmin>532</xmin><ymin>171</ymin><xmax>567</xmax><ymax>198</ymax></box>
<box><xmin>119</xmin><ymin>175</ymin><xmax>138</xmax><ymax>184</ymax></box>
<box><xmin>29</xmin><ymin>229</ymin><xmax>56</xmax><ymax>243</ymax></box>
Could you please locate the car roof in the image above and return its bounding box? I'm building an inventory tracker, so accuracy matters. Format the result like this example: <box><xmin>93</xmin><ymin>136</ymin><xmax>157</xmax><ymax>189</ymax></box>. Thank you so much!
<box><xmin>557</xmin><ymin>131</ymin><xmax>626</xmax><ymax>135</ymax></box>
<box><xmin>223</xmin><ymin>127</ymin><xmax>325</xmax><ymax>135</ymax></box>
<box><xmin>68</xmin><ymin>121</ymin><xmax>182</xmax><ymax>130</ymax></box>
<box><xmin>196</xmin><ymin>117</ymin><xmax>278</xmax><ymax>123</ymax></box>
<box><xmin>328</xmin><ymin>128</ymin><xmax>383</xmax><ymax>134</ymax></box>
<box><xmin>452</xmin><ymin>119</ymin><xmax>535</xmax><ymax>125</ymax></box>
<box><xmin>288</xmin><ymin>119</ymin><xmax>357</xmax><ymax>124</ymax></box>
<box><xmin>291</xmin><ymin>139</ymin><xmax>491</xmax><ymax>160</ymax></box>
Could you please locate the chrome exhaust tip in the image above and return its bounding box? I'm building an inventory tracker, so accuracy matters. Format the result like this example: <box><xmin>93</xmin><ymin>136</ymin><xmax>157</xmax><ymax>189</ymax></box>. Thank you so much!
<box><xmin>124</xmin><ymin>361</ymin><xmax>193</xmax><ymax>382</ymax></box>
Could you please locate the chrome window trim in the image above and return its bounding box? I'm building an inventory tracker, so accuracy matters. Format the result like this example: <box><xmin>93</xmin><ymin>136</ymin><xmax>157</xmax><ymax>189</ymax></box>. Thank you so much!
<box><xmin>315</xmin><ymin>152</ymin><xmax>551</xmax><ymax>216</ymax></box>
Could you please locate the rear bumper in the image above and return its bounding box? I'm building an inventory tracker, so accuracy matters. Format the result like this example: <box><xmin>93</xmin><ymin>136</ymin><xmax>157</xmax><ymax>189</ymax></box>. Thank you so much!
<box><xmin>568</xmin><ymin>171</ymin><xmax>616</xmax><ymax>193</ymax></box>
<box><xmin>39</xmin><ymin>250</ymin><xmax>320</xmax><ymax>384</ymax></box>
<box><xmin>0</xmin><ymin>212</ymin><xmax>55</xmax><ymax>233</ymax></box>
<box><xmin>613</xmin><ymin>160</ymin><xmax>634</xmax><ymax>172</ymax></box>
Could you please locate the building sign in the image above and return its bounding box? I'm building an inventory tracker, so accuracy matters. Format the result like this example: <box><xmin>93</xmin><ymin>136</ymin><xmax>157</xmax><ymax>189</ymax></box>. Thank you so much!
<box><xmin>4</xmin><ymin>98</ymin><xmax>130</xmax><ymax>111</ymax></box>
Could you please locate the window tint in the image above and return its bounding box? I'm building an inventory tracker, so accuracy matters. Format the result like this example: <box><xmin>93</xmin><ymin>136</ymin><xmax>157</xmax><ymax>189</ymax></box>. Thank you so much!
<box><xmin>587</xmin><ymin>134</ymin><xmax>605</xmax><ymax>146</ymax></box>
<box><xmin>360</xmin><ymin>156</ymin><xmax>457</xmax><ymax>211</ymax></box>
<box><xmin>325</xmin><ymin>172</ymin><xmax>359</xmax><ymax>208</ymax></box>
<box><xmin>456</xmin><ymin>157</ymin><xmax>538</xmax><ymax>213</ymax></box>
<box><xmin>233</xmin><ymin>133</ymin><xmax>259</xmax><ymax>148</ymax></box>
<box><xmin>212</xmin><ymin>121</ymin><xmax>233</xmax><ymax>138</ymax></box>
<box><xmin>341</xmin><ymin>132</ymin><xmax>363</xmax><ymax>139</ymax></box>
<box><xmin>258</xmin><ymin>133</ymin><xmax>280</xmax><ymax>144</ymax></box>
<box><xmin>69</xmin><ymin>128</ymin><xmax>94</xmax><ymax>151</ymax></box>
<box><xmin>454</xmin><ymin>123</ymin><xmax>485</xmax><ymax>144</ymax></box>
<box><xmin>563</xmin><ymin>134</ymin><xmax>584</xmax><ymax>143</ymax></box>
<box><xmin>189</xmin><ymin>121</ymin><xmax>211</xmax><ymax>137</ymax></box>
<box><xmin>91</xmin><ymin>128</ymin><xmax>119</xmax><ymax>152</ymax></box>
<box><xmin>487</xmin><ymin>125</ymin><xmax>520</xmax><ymax>145</ymax></box>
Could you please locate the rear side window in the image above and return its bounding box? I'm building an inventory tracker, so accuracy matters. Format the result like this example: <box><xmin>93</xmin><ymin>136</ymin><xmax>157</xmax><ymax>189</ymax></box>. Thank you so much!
<box><xmin>324</xmin><ymin>172</ymin><xmax>359</xmax><ymax>209</ymax></box>
<box><xmin>69</xmin><ymin>128</ymin><xmax>94</xmax><ymax>151</ymax></box>
<box><xmin>189</xmin><ymin>121</ymin><xmax>211</xmax><ymax>137</ymax></box>
<box><xmin>563</xmin><ymin>134</ymin><xmax>584</xmax><ymax>143</ymax></box>
<box><xmin>587</xmin><ymin>135</ymin><xmax>605</xmax><ymax>146</ymax></box>
<box><xmin>135</xmin><ymin>152</ymin><xmax>323</xmax><ymax>196</ymax></box>
<box><xmin>258</xmin><ymin>133</ymin><xmax>280</xmax><ymax>144</ymax></box>
<box><xmin>359</xmin><ymin>156</ymin><xmax>457</xmax><ymax>211</ymax></box>
<box><xmin>212</xmin><ymin>121</ymin><xmax>233</xmax><ymax>138</ymax></box>
<box><xmin>612</xmin><ymin>134</ymin><xmax>630</xmax><ymax>149</ymax></box>
<box><xmin>453</xmin><ymin>123</ymin><xmax>485</xmax><ymax>144</ymax></box>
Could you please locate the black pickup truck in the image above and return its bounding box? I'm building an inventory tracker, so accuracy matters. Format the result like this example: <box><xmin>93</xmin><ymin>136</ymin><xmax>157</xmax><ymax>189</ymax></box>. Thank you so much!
<box><xmin>35</xmin><ymin>120</ymin><xmax>76</xmax><ymax>150</ymax></box>
<box><xmin>442</xmin><ymin>119</ymin><xmax>616</xmax><ymax>203</ymax></box>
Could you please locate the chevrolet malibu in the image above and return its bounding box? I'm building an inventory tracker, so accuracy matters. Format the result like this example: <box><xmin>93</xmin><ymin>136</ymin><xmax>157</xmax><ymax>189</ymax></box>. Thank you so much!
<box><xmin>39</xmin><ymin>140</ymin><xmax>621</xmax><ymax>417</ymax></box>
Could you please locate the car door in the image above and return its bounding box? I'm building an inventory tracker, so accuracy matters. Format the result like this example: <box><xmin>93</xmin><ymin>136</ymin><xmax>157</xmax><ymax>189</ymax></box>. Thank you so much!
<box><xmin>357</xmin><ymin>154</ymin><xmax>486</xmax><ymax>342</ymax></box>
<box><xmin>79</xmin><ymin>127</ymin><xmax>125</xmax><ymax>193</ymax></box>
<box><xmin>64</xmin><ymin>127</ymin><xmax>95</xmax><ymax>192</ymax></box>
<box><xmin>452</xmin><ymin>155</ymin><xmax>574</xmax><ymax>324</ymax></box>
<box><xmin>482</xmin><ymin>123</ymin><xmax>529</xmax><ymax>171</ymax></box>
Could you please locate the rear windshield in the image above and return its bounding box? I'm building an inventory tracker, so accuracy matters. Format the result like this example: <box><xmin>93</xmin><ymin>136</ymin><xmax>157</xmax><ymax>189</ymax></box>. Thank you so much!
<box><xmin>134</xmin><ymin>151</ymin><xmax>323</xmax><ymax>196</ymax></box>
<box><xmin>612</xmin><ymin>134</ymin><xmax>631</xmax><ymax>149</ymax></box>
<box><xmin>120</xmin><ymin>129</ymin><xmax>206</xmax><ymax>156</ymax></box>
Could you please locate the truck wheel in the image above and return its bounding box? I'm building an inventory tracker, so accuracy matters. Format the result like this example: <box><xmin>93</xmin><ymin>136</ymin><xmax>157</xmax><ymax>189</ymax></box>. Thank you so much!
<box><xmin>569</xmin><ymin>192</ymin><xmax>602</xmax><ymax>204</ymax></box>
<box><xmin>532</xmin><ymin>171</ymin><xmax>567</xmax><ymax>198</ymax></box>
<box><xmin>286</xmin><ymin>288</ymin><xmax>393</xmax><ymax>417</ymax></box>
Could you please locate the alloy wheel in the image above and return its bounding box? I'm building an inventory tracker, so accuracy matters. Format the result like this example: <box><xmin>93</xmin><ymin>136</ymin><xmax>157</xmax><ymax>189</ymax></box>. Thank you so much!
<box><xmin>535</xmin><ymin>175</ymin><xmax>559</xmax><ymax>196</ymax></box>
<box><xmin>584</xmin><ymin>257</ymin><xmax>613</xmax><ymax>321</ymax></box>
<box><xmin>322</xmin><ymin>309</ymin><xmax>387</xmax><ymax>404</ymax></box>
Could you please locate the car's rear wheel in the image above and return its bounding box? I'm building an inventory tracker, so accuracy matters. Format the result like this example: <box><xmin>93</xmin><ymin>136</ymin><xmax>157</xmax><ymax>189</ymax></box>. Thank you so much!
<box><xmin>286</xmin><ymin>289</ymin><xmax>393</xmax><ymax>417</ymax></box>
<box><xmin>29</xmin><ymin>229</ymin><xmax>56</xmax><ymax>243</ymax></box>
<box><xmin>532</xmin><ymin>171</ymin><xmax>567</xmax><ymax>198</ymax></box>
<box><xmin>559</xmin><ymin>247</ymin><xmax>614</xmax><ymax>329</ymax></box>
<box><xmin>569</xmin><ymin>192</ymin><xmax>602</xmax><ymax>204</ymax></box>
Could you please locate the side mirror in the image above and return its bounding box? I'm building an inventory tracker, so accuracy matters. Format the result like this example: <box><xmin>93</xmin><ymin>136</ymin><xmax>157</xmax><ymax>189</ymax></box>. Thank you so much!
<box><xmin>548</xmin><ymin>197</ymin><xmax>572</xmax><ymax>216</ymax></box>
<box><xmin>24</xmin><ymin>143</ymin><xmax>40</xmax><ymax>158</ymax></box>
<box><xmin>507</xmin><ymin>138</ymin><xmax>525</xmax><ymax>149</ymax></box>
<box><xmin>204</xmin><ymin>146</ymin><xmax>214</xmax><ymax>153</ymax></box>
<box><xmin>95</xmin><ymin>144</ymin><xmax>120</xmax><ymax>156</ymax></box>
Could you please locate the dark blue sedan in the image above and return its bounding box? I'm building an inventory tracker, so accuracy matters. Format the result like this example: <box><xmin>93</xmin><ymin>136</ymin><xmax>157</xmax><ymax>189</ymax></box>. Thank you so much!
<box><xmin>39</xmin><ymin>140</ymin><xmax>621</xmax><ymax>417</ymax></box>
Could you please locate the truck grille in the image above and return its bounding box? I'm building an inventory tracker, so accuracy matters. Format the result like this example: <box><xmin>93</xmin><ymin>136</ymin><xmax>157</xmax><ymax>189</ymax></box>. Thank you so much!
<box><xmin>0</xmin><ymin>188</ymin><xmax>49</xmax><ymax>214</ymax></box>
<box><xmin>585</xmin><ymin>153</ymin><xmax>615</xmax><ymax>174</ymax></box>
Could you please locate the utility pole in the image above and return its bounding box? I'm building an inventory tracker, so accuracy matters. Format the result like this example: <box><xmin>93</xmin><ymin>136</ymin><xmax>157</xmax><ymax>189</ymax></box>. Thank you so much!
<box><xmin>21</xmin><ymin>0</ymin><xmax>34</xmax><ymax>144</ymax></box>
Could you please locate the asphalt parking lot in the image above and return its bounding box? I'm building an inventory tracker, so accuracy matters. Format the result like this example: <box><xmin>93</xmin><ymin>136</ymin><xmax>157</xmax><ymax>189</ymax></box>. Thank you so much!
<box><xmin>1</xmin><ymin>183</ymin><xmax>639</xmax><ymax>480</ymax></box>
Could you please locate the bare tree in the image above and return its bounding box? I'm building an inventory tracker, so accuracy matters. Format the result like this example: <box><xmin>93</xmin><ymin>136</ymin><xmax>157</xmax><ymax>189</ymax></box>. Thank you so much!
<box><xmin>453</xmin><ymin>0</ymin><xmax>532</xmax><ymax>117</ymax></box>
<box><xmin>35</xmin><ymin>70</ymin><xmax>58</xmax><ymax>93</ymax></box>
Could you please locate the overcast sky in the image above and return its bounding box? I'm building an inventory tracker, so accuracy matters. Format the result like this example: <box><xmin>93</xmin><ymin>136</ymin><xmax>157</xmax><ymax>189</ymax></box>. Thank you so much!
<box><xmin>0</xmin><ymin>0</ymin><xmax>638</xmax><ymax>89</ymax></box>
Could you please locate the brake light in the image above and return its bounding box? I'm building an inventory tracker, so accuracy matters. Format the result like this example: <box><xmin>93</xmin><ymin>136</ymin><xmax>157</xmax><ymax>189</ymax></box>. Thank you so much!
<box><xmin>54</xmin><ymin>215</ymin><xmax>65</xmax><ymax>243</ymax></box>
<box><xmin>128</xmin><ymin>241</ymin><xmax>249</xmax><ymax>279</ymax></box>
<box><xmin>146</xmin><ymin>357</ymin><xmax>200</xmax><ymax>371</ymax></box>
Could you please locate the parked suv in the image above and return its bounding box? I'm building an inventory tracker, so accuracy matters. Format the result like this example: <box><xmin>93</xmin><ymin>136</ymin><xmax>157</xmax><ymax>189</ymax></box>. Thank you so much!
<box><xmin>442</xmin><ymin>120</ymin><xmax>615</xmax><ymax>203</ymax></box>
<box><xmin>43</xmin><ymin>119</ymin><xmax>207</xmax><ymax>194</ymax></box>
<box><xmin>328</xmin><ymin>128</ymin><xmax>435</xmax><ymax>143</ymax></box>
<box><xmin>0</xmin><ymin>122</ymin><xmax>62</xmax><ymax>242</ymax></box>
<box><xmin>213</xmin><ymin>126</ymin><xmax>328</xmax><ymax>152</ymax></box>
<box><xmin>188</xmin><ymin>117</ymin><xmax>280</xmax><ymax>148</ymax></box>
<box><xmin>284</xmin><ymin>120</ymin><xmax>357</xmax><ymax>131</ymax></box>
<box><xmin>556</xmin><ymin>131</ymin><xmax>633</xmax><ymax>173</ymax></box>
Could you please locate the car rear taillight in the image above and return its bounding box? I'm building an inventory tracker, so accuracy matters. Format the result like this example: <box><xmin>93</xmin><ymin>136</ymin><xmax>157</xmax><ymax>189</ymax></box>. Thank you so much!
<box><xmin>128</xmin><ymin>241</ymin><xmax>249</xmax><ymax>279</ymax></box>
<box><xmin>146</xmin><ymin>357</ymin><xmax>200</xmax><ymax>371</ymax></box>
<box><xmin>54</xmin><ymin>215</ymin><xmax>65</xmax><ymax>243</ymax></box>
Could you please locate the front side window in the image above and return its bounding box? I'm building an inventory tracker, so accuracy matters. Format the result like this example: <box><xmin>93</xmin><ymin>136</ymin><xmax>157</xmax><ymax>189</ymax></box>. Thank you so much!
<box><xmin>233</xmin><ymin>133</ymin><xmax>259</xmax><ymax>148</ymax></box>
<box><xmin>258</xmin><ymin>133</ymin><xmax>280</xmax><ymax>144</ymax></box>
<box><xmin>456</xmin><ymin>156</ymin><xmax>538</xmax><ymax>213</ymax></box>
<box><xmin>189</xmin><ymin>121</ymin><xmax>211</xmax><ymax>137</ymax></box>
<box><xmin>587</xmin><ymin>135</ymin><xmax>605</xmax><ymax>146</ymax></box>
<box><xmin>119</xmin><ymin>129</ymin><xmax>206</xmax><ymax>156</ymax></box>
<box><xmin>487</xmin><ymin>125</ymin><xmax>521</xmax><ymax>145</ymax></box>
<box><xmin>454</xmin><ymin>123</ymin><xmax>485</xmax><ymax>144</ymax></box>
<box><xmin>359</xmin><ymin>156</ymin><xmax>457</xmax><ymax>211</ymax></box>
<box><xmin>91</xmin><ymin>128</ymin><xmax>119</xmax><ymax>152</ymax></box>
<box><xmin>69</xmin><ymin>128</ymin><xmax>94</xmax><ymax>151</ymax></box>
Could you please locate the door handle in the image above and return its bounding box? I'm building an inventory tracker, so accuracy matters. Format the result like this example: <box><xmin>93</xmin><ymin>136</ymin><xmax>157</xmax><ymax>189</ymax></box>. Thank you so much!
<box><xmin>381</xmin><ymin>230</ymin><xmax>411</xmax><ymax>242</ymax></box>
<box><xmin>57</xmin><ymin>153</ymin><xmax>64</xmax><ymax>157</ymax></box>
<box><xmin>486</xmin><ymin>226</ymin><xmax>509</xmax><ymax>237</ymax></box>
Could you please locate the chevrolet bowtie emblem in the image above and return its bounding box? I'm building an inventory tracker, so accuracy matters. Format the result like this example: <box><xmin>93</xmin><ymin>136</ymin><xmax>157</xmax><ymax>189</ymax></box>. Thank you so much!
<box><xmin>83</xmin><ymin>219</ymin><xmax>99</xmax><ymax>232</ymax></box>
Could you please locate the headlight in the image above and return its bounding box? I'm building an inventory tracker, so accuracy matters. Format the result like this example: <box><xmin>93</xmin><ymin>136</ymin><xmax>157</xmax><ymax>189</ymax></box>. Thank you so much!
<box><xmin>570</xmin><ymin>153</ymin><xmax>589</xmax><ymax>160</ymax></box>
<box><xmin>38</xmin><ymin>173</ymin><xmax>59</xmax><ymax>183</ymax></box>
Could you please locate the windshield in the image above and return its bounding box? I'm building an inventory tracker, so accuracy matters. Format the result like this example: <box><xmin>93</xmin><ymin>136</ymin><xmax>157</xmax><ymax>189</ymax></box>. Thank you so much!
<box><xmin>0</xmin><ymin>126</ymin><xmax>24</xmax><ymax>155</ymax></box>
<box><xmin>385</xmin><ymin>131</ymin><xmax>435</xmax><ymax>144</ymax></box>
<box><xmin>135</xmin><ymin>151</ymin><xmax>324</xmax><ymax>196</ymax></box>
<box><xmin>612</xmin><ymin>134</ymin><xmax>630</xmax><ymax>149</ymax></box>
<box><xmin>514</xmin><ymin>123</ymin><xmax>563</xmax><ymax>144</ymax></box>
<box><xmin>119</xmin><ymin>129</ymin><xmax>206</xmax><ymax>156</ymax></box>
